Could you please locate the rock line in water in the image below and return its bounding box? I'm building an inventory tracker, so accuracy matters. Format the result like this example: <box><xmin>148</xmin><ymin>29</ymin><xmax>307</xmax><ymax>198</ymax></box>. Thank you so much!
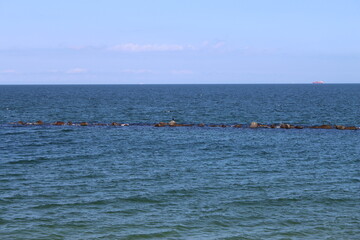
<box><xmin>5</xmin><ymin>121</ymin><xmax>359</xmax><ymax>130</ymax></box>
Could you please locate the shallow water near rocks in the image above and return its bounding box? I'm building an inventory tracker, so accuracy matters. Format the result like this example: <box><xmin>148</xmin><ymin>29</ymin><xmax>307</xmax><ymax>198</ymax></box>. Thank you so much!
<box><xmin>1</xmin><ymin>84</ymin><xmax>360</xmax><ymax>239</ymax></box>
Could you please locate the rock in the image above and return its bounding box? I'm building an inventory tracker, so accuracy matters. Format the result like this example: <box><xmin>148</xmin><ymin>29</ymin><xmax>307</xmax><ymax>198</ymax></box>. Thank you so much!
<box><xmin>250</xmin><ymin>122</ymin><xmax>258</xmax><ymax>128</ymax></box>
<box><xmin>17</xmin><ymin>121</ymin><xmax>26</xmax><ymax>125</ymax></box>
<box><xmin>154</xmin><ymin>122</ymin><xmax>166</xmax><ymax>127</ymax></box>
<box><xmin>35</xmin><ymin>120</ymin><xmax>43</xmax><ymax>125</ymax></box>
<box><xmin>335</xmin><ymin>125</ymin><xmax>346</xmax><ymax>130</ymax></box>
<box><xmin>310</xmin><ymin>125</ymin><xmax>332</xmax><ymax>129</ymax></box>
<box><xmin>169</xmin><ymin>120</ymin><xmax>176</xmax><ymax>126</ymax></box>
<box><xmin>67</xmin><ymin>121</ymin><xmax>73</xmax><ymax>125</ymax></box>
<box><xmin>280</xmin><ymin>123</ymin><xmax>291</xmax><ymax>129</ymax></box>
<box><xmin>233</xmin><ymin>124</ymin><xmax>242</xmax><ymax>128</ymax></box>
<box><xmin>111</xmin><ymin>122</ymin><xmax>120</xmax><ymax>126</ymax></box>
<box><xmin>259</xmin><ymin>124</ymin><xmax>270</xmax><ymax>128</ymax></box>
<box><xmin>120</xmin><ymin>123</ymin><xmax>129</xmax><ymax>126</ymax></box>
<box><xmin>208</xmin><ymin>124</ymin><xmax>227</xmax><ymax>127</ymax></box>
<box><xmin>174</xmin><ymin>124</ymin><xmax>192</xmax><ymax>127</ymax></box>
<box><xmin>53</xmin><ymin>121</ymin><xmax>65</xmax><ymax>126</ymax></box>
<box><xmin>294</xmin><ymin>125</ymin><xmax>304</xmax><ymax>129</ymax></box>
<box><xmin>344</xmin><ymin>126</ymin><xmax>357</xmax><ymax>130</ymax></box>
<box><xmin>80</xmin><ymin>122</ymin><xmax>88</xmax><ymax>126</ymax></box>
<box><xmin>197</xmin><ymin>123</ymin><xmax>205</xmax><ymax>127</ymax></box>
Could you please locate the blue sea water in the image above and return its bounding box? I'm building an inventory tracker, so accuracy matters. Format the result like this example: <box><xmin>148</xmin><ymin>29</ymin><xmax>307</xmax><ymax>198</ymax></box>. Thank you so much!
<box><xmin>0</xmin><ymin>84</ymin><xmax>359</xmax><ymax>239</ymax></box>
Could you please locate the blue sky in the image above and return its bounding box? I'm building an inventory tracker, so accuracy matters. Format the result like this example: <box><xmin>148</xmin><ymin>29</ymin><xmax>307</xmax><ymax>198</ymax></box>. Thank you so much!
<box><xmin>0</xmin><ymin>0</ymin><xmax>359</xmax><ymax>84</ymax></box>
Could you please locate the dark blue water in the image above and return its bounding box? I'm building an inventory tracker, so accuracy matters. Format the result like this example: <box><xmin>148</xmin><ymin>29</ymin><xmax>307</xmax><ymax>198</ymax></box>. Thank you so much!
<box><xmin>1</xmin><ymin>85</ymin><xmax>360</xmax><ymax>239</ymax></box>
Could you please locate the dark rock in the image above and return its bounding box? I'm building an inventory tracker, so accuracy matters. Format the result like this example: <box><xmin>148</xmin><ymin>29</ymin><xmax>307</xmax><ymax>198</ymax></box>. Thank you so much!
<box><xmin>17</xmin><ymin>121</ymin><xmax>26</xmax><ymax>125</ymax></box>
<box><xmin>35</xmin><ymin>120</ymin><xmax>43</xmax><ymax>125</ymax></box>
<box><xmin>53</xmin><ymin>121</ymin><xmax>65</xmax><ymax>126</ymax></box>
<box><xmin>233</xmin><ymin>124</ymin><xmax>242</xmax><ymax>128</ymax></box>
<box><xmin>111</xmin><ymin>122</ymin><xmax>120</xmax><ymax>126</ymax></box>
<box><xmin>335</xmin><ymin>125</ymin><xmax>346</xmax><ymax>130</ymax></box>
<box><xmin>294</xmin><ymin>125</ymin><xmax>304</xmax><ymax>129</ymax></box>
<box><xmin>67</xmin><ymin>121</ymin><xmax>73</xmax><ymax>125</ymax></box>
<box><xmin>95</xmin><ymin>123</ymin><xmax>107</xmax><ymax>126</ymax></box>
<box><xmin>310</xmin><ymin>125</ymin><xmax>332</xmax><ymax>129</ymax></box>
<box><xmin>80</xmin><ymin>122</ymin><xmax>88</xmax><ymax>126</ymax></box>
<box><xmin>197</xmin><ymin>123</ymin><xmax>205</xmax><ymax>127</ymax></box>
<box><xmin>175</xmin><ymin>124</ymin><xmax>193</xmax><ymax>127</ymax></box>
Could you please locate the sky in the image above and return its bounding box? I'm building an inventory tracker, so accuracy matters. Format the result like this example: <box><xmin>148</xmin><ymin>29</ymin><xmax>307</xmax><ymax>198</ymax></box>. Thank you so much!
<box><xmin>0</xmin><ymin>0</ymin><xmax>359</xmax><ymax>84</ymax></box>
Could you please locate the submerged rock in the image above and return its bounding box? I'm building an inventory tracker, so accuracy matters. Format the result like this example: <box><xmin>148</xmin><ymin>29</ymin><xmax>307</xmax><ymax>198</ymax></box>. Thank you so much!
<box><xmin>175</xmin><ymin>123</ymin><xmax>193</xmax><ymax>127</ymax></box>
<box><xmin>310</xmin><ymin>125</ymin><xmax>333</xmax><ymax>129</ymax></box>
<box><xmin>94</xmin><ymin>123</ymin><xmax>107</xmax><ymax>126</ymax></box>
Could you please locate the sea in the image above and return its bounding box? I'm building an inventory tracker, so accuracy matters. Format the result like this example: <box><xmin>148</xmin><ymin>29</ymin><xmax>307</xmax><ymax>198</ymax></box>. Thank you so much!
<box><xmin>0</xmin><ymin>84</ymin><xmax>359</xmax><ymax>239</ymax></box>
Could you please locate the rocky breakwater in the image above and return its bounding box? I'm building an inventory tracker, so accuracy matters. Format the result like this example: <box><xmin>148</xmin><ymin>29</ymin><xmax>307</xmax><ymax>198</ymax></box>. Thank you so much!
<box><xmin>6</xmin><ymin>120</ymin><xmax>360</xmax><ymax>130</ymax></box>
<box><xmin>154</xmin><ymin>120</ymin><xmax>194</xmax><ymax>127</ymax></box>
<box><xmin>249</xmin><ymin>122</ymin><xmax>304</xmax><ymax>129</ymax></box>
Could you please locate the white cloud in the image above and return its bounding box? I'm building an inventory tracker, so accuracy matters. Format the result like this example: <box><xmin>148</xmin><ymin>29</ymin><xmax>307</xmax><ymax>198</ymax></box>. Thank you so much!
<box><xmin>67</xmin><ymin>45</ymin><xmax>87</xmax><ymax>50</ymax></box>
<box><xmin>201</xmin><ymin>40</ymin><xmax>226</xmax><ymax>49</ymax></box>
<box><xmin>171</xmin><ymin>70</ymin><xmax>193</xmax><ymax>75</ymax></box>
<box><xmin>0</xmin><ymin>69</ymin><xmax>16</xmax><ymax>73</ymax></box>
<box><xmin>120</xmin><ymin>69</ymin><xmax>154</xmax><ymax>74</ymax></box>
<box><xmin>212</xmin><ymin>41</ymin><xmax>225</xmax><ymax>49</ymax></box>
<box><xmin>109</xmin><ymin>43</ymin><xmax>188</xmax><ymax>52</ymax></box>
<box><xmin>66</xmin><ymin>68</ymin><xmax>88</xmax><ymax>74</ymax></box>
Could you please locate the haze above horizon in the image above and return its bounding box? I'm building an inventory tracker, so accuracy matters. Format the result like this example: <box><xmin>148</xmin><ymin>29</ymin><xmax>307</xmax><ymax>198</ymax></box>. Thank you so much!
<box><xmin>1</xmin><ymin>0</ymin><xmax>359</xmax><ymax>84</ymax></box>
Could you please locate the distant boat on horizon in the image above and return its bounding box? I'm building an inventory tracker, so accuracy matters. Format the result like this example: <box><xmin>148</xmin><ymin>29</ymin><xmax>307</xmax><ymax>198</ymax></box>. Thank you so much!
<box><xmin>312</xmin><ymin>81</ymin><xmax>325</xmax><ymax>84</ymax></box>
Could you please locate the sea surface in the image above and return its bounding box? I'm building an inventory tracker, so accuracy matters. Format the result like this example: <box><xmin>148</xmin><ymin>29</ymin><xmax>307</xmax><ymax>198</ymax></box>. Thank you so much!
<box><xmin>0</xmin><ymin>84</ymin><xmax>359</xmax><ymax>239</ymax></box>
